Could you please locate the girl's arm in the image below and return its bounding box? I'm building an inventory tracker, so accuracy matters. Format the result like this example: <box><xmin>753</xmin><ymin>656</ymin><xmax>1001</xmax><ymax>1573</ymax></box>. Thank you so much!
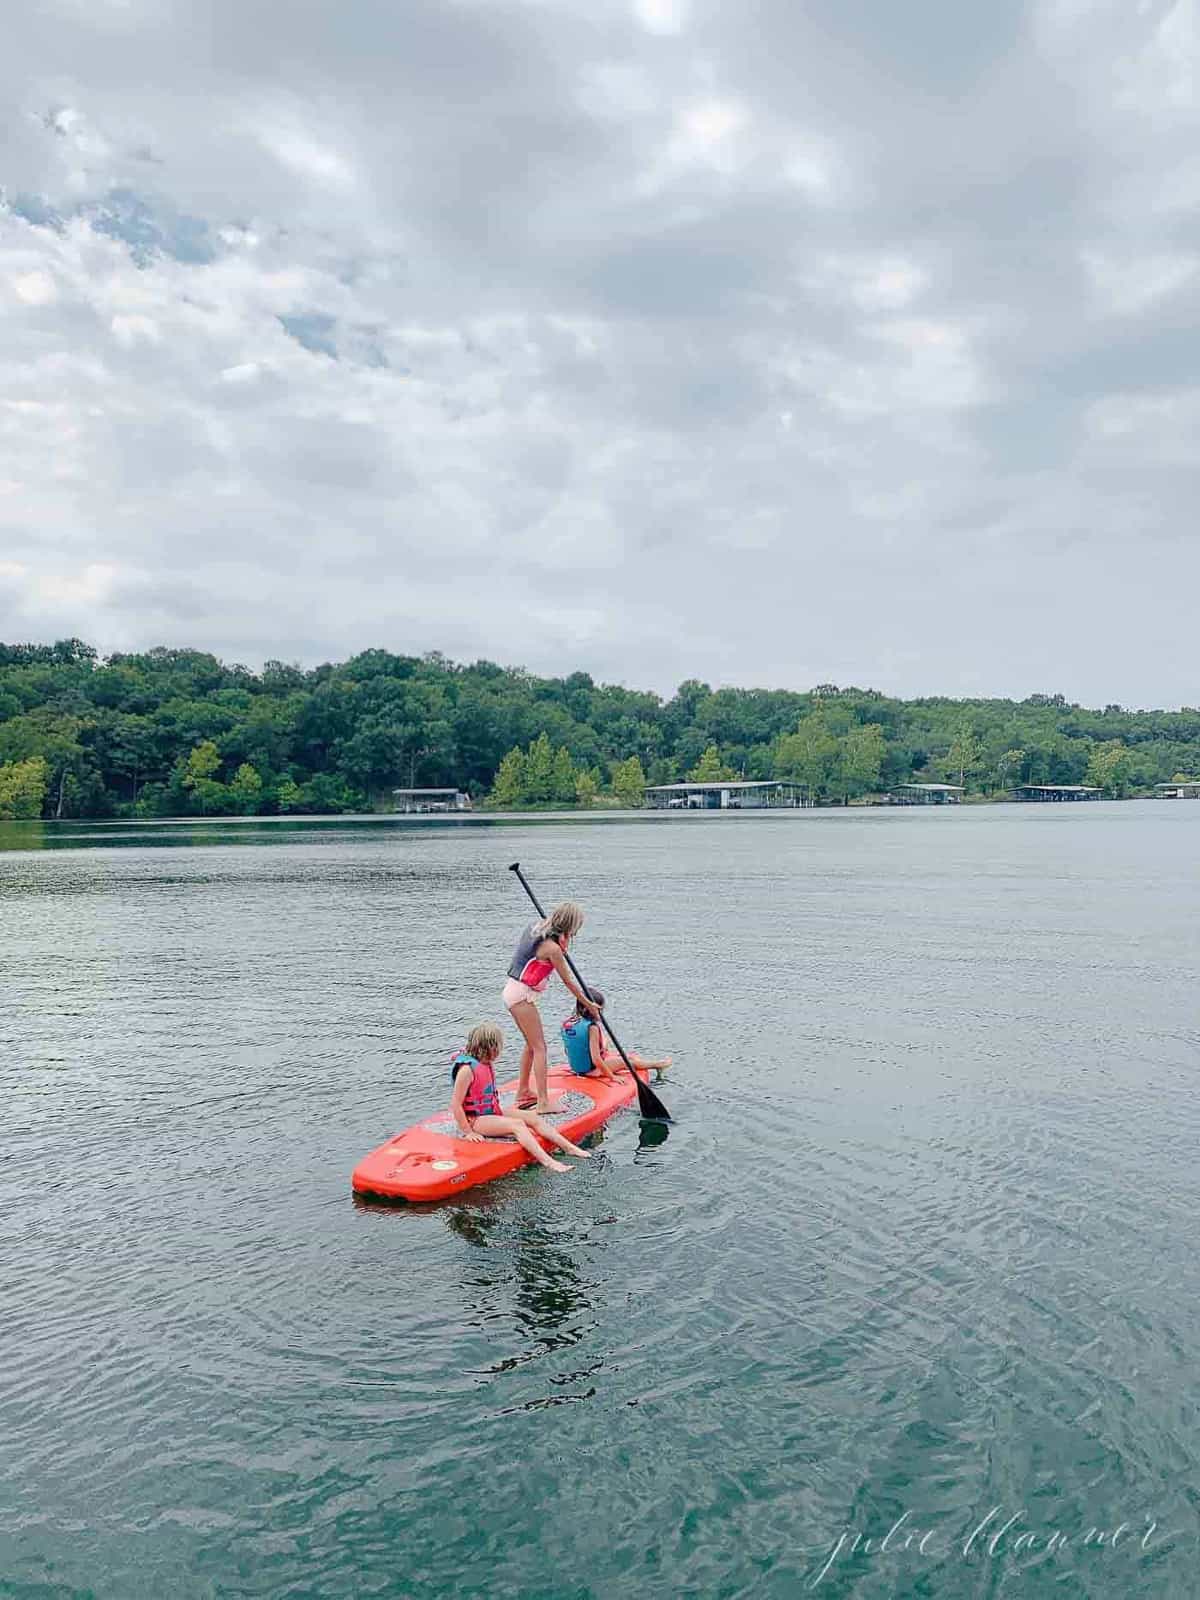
<box><xmin>544</xmin><ymin>942</ymin><xmax>599</xmax><ymax>1013</ymax></box>
<box><xmin>451</xmin><ymin>1066</ymin><xmax>483</xmax><ymax>1140</ymax></box>
<box><xmin>589</xmin><ymin>1024</ymin><xmax>613</xmax><ymax>1073</ymax></box>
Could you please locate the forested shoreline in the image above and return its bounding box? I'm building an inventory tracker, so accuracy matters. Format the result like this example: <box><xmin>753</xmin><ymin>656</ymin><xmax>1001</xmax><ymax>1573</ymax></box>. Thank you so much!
<box><xmin>0</xmin><ymin>638</ymin><xmax>1197</xmax><ymax>820</ymax></box>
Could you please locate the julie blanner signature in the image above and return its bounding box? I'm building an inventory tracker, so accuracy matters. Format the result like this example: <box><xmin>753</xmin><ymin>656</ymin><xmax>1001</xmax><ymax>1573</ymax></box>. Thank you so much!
<box><xmin>809</xmin><ymin>1508</ymin><xmax>1174</xmax><ymax>1587</ymax></box>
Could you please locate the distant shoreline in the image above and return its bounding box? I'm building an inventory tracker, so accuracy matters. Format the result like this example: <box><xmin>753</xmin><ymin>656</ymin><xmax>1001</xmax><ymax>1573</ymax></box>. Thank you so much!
<box><xmin>3</xmin><ymin>793</ymin><xmax>1190</xmax><ymax>832</ymax></box>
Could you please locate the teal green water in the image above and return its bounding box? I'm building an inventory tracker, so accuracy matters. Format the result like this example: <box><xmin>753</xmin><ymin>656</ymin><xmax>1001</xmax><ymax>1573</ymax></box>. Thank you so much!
<box><xmin>2</xmin><ymin>805</ymin><xmax>1198</xmax><ymax>1598</ymax></box>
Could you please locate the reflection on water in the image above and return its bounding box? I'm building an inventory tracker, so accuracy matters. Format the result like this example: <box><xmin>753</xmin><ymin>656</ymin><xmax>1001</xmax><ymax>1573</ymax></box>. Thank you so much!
<box><xmin>0</xmin><ymin>809</ymin><xmax>694</xmax><ymax>855</ymax></box>
<box><xmin>636</xmin><ymin>1119</ymin><xmax>671</xmax><ymax>1154</ymax></box>
<box><xmin>0</xmin><ymin>821</ymin><xmax>48</xmax><ymax>852</ymax></box>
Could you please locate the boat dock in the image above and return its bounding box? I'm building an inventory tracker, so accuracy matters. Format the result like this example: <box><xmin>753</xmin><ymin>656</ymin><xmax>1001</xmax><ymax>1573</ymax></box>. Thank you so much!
<box><xmin>1016</xmin><ymin>785</ymin><xmax>1101</xmax><ymax>802</ymax></box>
<box><xmin>888</xmin><ymin>783</ymin><xmax>964</xmax><ymax>806</ymax></box>
<box><xmin>644</xmin><ymin>780</ymin><xmax>808</xmax><ymax>810</ymax></box>
<box><xmin>392</xmin><ymin>787</ymin><xmax>471</xmax><ymax>813</ymax></box>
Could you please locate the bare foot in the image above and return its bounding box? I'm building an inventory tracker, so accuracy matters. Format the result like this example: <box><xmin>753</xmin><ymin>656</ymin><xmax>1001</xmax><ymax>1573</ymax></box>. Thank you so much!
<box><xmin>564</xmin><ymin>1145</ymin><xmax>591</xmax><ymax>1159</ymax></box>
<box><xmin>543</xmin><ymin>1157</ymin><xmax>571</xmax><ymax>1173</ymax></box>
<box><xmin>536</xmin><ymin>1099</ymin><xmax>567</xmax><ymax>1115</ymax></box>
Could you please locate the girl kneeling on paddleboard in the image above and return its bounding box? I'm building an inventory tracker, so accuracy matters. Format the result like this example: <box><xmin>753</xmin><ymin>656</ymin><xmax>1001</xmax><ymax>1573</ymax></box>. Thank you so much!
<box><xmin>450</xmin><ymin>1023</ymin><xmax>590</xmax><ymax>1173</ymax></box>
<box><xmin>561</xmin><ymin>991</ymin><xmax>671</xmax><ymax>1084</ymax></box>
<box><xmin>503</xmin><ymin>901</ymin><xmax>599</xmax><ymax>1113</ymax></box>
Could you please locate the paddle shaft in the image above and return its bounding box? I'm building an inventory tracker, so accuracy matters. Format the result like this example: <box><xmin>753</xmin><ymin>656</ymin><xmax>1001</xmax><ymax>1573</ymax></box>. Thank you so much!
<box><xmin>507</xmin><ymin>862</ymin><xmax>671</xmax><ymax>1121</ymax></box>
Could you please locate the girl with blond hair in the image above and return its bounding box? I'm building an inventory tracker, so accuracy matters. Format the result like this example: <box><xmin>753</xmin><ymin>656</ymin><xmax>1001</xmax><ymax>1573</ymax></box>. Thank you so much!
<box><xmin>449</xmin><ymin>1023</ymin><xmax>590</xmax><ymax>1173</ymax></box>
<box><xmin>502</xmin><ymin>901</ymin><xmax>599</xmax><ymax>1113</ymax></box>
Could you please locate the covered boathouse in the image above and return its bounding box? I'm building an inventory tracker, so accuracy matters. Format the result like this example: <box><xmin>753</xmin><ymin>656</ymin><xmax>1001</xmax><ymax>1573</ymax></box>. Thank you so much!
<box><xmin>889</xmin><ymin>783</ymin><xmax>964</xmax><ymax>805</ymax></box>
<box><xmin>392</xmin><ymin>788</ymin><xmax>471</xmax><ymax>813</ymax></box>
<box><xmin>1156</xmin><ymin>781</ymin><xmax>1200</xmax><ymax>798</ymax></box>
<box><xmin>644</xmin><ymin>780</ymin><xmax>807</xmax><ymax>809</ymax></box>
<box><xmin>1016</xmin><ymin>784</ymin><xmax>1101</xmax><ymax>802</ymax></box>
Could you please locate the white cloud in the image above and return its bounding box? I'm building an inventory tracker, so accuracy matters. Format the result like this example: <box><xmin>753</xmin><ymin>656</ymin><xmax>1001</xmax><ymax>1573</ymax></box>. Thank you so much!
<box><xmin>0</xmin><ymin>560</ymin><xmax>123</xmax><ymax>629</ymax></box>
<box><xmin>633</xmin><ymin>0</ymin><xmax>688</xmax><ymax>36</ymax></box>
<box><xmin>1083</xmin><ymin>249</ymin><xmax>1198</xmax><ymax>316</ymax></box>
<box><xmin>219</xmin><ymin>361</ymin><xmax>265</xmax><ymax>384</ymax></box>
<box><xmin>849</xmin><ymin>260</ymin><xmax>927</xmax><ymax>313</ymax></box>
<box><xmin>36</xmin><ymin>562</ymin><xmax>120</xmax><ymax>607</ymax></box>
<box><xmin>1114</xmin><ymin>0</ymin><xmax>1198</xmax><ymax>119</ymax></box>
<box><xmin>249</xmin><ymin>116</ymin><xmax>356</xmax><ymax>190</ymax></box>
<box><xmin>1085</xmin><ymin>386</ymin><xmax>1200</xmax><ymax>465</ymax></box>
<box><xmin>111</xmin><ymin>312</ymin><xmax>160</xmax><ymax>345</ymax></box>
<box><xmin>12</xmin><ymin>269</ymin><xmax>58</xmax><ymax>305</ymax></box>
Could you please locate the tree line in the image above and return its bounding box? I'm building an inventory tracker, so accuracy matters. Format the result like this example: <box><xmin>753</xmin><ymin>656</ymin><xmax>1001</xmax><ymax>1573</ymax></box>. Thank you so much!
<box><xmin>0</xmin><ymin>638</ymin><xmax>1197</xmax><ymax>820</ymax></box>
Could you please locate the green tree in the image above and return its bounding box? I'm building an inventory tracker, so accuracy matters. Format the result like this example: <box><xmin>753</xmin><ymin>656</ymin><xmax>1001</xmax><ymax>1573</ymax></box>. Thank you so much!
<box><xmin>490</xmin><ymin>747</ymin><xmax>526</xmax><ymax>808</ymax></box>
<box><xmin>229</xmin><ymin>762</ymin><xmax>264</xmax><ymax>813</ymax></box>
<box><xmin>774</xmin><ymin>712</ymin><xmax>838</xmax><ymax>801</ymax></box>
<box><xmin>95</xmin><ymin>711</ymin><xmax>162</xmax><ymax>806</ymax></box>
<box><xmin>524</xmin><ymin>732</ymin><xmax>555</xmax><ymax>804</ymax></box>
<box><xmin>276</xmin><ymin>776</ymin><xmax>304</xmax><ymax>813</ymax></box>
<box><xmin>996</xmin><ymin>748</ymin><xmax>1026</xmax><ymax>791</ymax></box>
<box><xmin>302</xmin><ymin>773</ymin><xmax>361</xmax><ymax>813</ymax></box>
<box><xmin>1087</xmin><ymin>740</ymin><xmax>1130</xmax><ymax>796</ymax></box>
<box><xmin>0</xmin><ymin>756</ymin><xmax>49</xmax><ymax>819</ymax></box>
<box><xmin>946</xmin><ymin>724</ymin><xmax>984</xmax><ymax>789</ymax></box>
<box><xmin>575</xmin><ymin>768</ymin><xmax>598</xmax><ymax>808</ymax></box>
<box><xmin>183</xmin><ymin>740</ymin><xmax>221</xmax><ymax>786</ymax></box>
<box><xmin>688</xmin><ymin>743</ymin><xmax>736</xmax><ymax>782</ymax></box>
<box><xmin>612</xmin><ymin>754</ymin><xmax>647</xmax><ymax>808</ymax></box>
<box><xmin>837</xmin><ymin>723</ymin><xmax>886</xmax><ymax>800</ymax></box>
<box><xmin>552</xmin><ymin>745</ymin><xmax>577</xmax><ymax>804</ymax></box>
<box><xmin>0</xmin><ymin>710</ymin><xmax>90</xmax><ymax>817</ymax></box>
<box><xmin>179</xmin><ymin>739</ymin><xmax>226</xmax><ymax>815</ymax></box>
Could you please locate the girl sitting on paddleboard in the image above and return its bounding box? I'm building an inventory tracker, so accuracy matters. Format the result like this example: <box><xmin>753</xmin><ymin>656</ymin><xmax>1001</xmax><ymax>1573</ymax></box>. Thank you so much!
<box><xmin>451</xmin><ymin>1023</ymin><xmax>590</xmax><ymax>1173</ymax></box>
<box><xmin>561</xmin><ymin>990</ymin><xmax>671</xmax><ymax>1084</ymax></box>
<box><xmin>503</xmin><ymin>901</ymin><xmax>599</xmax><ymax>1113</ymax></box>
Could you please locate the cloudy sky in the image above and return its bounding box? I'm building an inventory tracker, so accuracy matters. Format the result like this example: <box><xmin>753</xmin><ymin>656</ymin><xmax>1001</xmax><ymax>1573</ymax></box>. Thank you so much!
<box><xmin>2</xmin><ymin>0</ymin><xmax>1197</xmax><ymax>706</ymax></box>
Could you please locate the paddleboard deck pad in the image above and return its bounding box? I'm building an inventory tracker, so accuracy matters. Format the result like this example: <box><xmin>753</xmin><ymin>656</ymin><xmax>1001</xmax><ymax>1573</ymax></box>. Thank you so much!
<box><xmin>352</xmin><ymin>1065</ymin><xmax>648</xmax><ymax>1202</ymax></box>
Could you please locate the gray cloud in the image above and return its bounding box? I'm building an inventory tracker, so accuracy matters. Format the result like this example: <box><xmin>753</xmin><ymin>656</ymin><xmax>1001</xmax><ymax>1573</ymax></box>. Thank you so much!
<box><xmin>1</xmin><ymin>0</ymin><xmax>1197</xmax><ymax>706</ymax></box>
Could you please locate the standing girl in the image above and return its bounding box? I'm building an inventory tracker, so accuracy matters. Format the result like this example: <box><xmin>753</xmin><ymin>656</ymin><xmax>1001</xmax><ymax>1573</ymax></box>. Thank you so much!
<box><xmin>503</xmin><ymin>901</ymin><xmax>599</xmax><ymax>1113</ymax></box>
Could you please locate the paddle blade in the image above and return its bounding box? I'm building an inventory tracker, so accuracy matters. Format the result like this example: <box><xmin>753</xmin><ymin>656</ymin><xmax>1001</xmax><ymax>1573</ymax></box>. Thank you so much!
<box><xmin>632</xmin><ymin>1072</ymin><xmax>672</xmax><ymax>1122</ymax></box>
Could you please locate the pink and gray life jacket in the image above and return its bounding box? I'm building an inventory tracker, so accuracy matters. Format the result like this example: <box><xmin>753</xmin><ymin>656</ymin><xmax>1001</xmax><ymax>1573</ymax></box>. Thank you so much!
<box><xmin>451</xmin><ymin>1053</ymin><xmax>500</xmax><ymax>1118</ymax></box>
<box><xmin>507</xmin><ymin>922</ymin><xmax>562</xmax><ymax>992</ymax></box>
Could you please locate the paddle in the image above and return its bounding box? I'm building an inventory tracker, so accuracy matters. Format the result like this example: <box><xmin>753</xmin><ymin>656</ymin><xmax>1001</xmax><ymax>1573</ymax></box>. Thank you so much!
<box><xmin>508</xmin><ymin>862</ymin><xmax>672</xmax><ymax>1122</ymax></box>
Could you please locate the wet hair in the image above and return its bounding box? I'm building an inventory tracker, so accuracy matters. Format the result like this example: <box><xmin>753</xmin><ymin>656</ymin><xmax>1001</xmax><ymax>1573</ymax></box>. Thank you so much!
<box><xmin>544</xmin><ymin>901</ymin><xmax>584</xmax><ymax>940</ymax></box>
<box><xmin>574</xmin><ymin>987</ymin><xmax>604</xmax><ymax>1019</ymax></box>
<box><xmin>466</xmin><ymin>1022</ymin><xmax>503</xmax><ymax>1061</ymax></box>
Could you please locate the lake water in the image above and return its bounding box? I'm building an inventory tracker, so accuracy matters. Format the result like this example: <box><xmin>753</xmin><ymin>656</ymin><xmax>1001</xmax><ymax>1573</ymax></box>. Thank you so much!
<box><xmin>2</xmin><ymin>803</ymin><xmax>1198</xmax><ymax>1598</ymax></box>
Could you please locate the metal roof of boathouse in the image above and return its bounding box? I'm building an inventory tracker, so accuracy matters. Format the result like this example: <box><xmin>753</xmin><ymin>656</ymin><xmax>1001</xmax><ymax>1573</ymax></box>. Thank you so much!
<box><xmin>643</xmin><ymin>780</ymin><xmax>795</xmax><ymax>793</ymax></box>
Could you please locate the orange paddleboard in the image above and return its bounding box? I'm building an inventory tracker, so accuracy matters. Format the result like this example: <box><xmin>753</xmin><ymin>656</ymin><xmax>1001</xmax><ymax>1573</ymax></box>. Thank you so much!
<box><xmin>351</xmin><ymin>1064</ymin><xmax>649</xmax><ymax>1202</ymax></box>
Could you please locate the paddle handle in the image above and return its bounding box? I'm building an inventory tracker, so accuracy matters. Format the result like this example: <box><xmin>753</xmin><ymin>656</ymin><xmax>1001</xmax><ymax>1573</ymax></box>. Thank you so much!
<box><xmin>507</xmin><ymin>862</ymin><xmax>642</xmax><ymax>1085</ymax></box>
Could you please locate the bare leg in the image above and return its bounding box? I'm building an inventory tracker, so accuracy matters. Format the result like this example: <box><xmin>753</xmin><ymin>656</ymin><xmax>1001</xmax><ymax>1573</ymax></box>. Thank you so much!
<box><xmin>639</xmin><ymin>1054</ymin><xmax>672</xmax><ymax>1078</ymax></box>
<box><xmin>517</xmin><ymin>1040</ymin><xmax>534</xmax><ymax>1102</ymax></box>
<box><xmin>506</xmin><ymin>999</ymin><xmax>537</xmax><ymax>1103</ymax></box>
<box><xmin>471</xmin><ymin>1114</ymin><xmax>570</xmax><ymax>1172</ymax></box>
<box><xmin>509</xmin><ymin>1108</ymin><xmax>591</xmax><ymax>1158</ymax></box>
<box><xmin>604</xmin><ymin>1051</ymin><xmax>671</xmax><ymax>1078</ymax></box>
<box><xmin>508</xmin><ymin>999</ymin><xmax>563</xmax><ymax>1113</ymax></box>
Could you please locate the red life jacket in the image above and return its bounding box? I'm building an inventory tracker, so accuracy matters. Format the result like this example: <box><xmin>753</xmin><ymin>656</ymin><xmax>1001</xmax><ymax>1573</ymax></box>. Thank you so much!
<box><xmin>451</xmin><ymin>1053</ymin><xmax>500</xmax><ymax>1118</ymax></box>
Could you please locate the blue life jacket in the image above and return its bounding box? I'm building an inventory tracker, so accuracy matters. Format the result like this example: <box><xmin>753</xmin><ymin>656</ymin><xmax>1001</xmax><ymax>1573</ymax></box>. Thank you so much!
<box><xmin>450</xmin><ymin>1052</ymin><xmax>500</xmax><ymax>1117</ymax></box>
<box><xmin>561</xmin><ymin>1014</ymin><xmax>596</xmax><ymax>1076</ymax></box>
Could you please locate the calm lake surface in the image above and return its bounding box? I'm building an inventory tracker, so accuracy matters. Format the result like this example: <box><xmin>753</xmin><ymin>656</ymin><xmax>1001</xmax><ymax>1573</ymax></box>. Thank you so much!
<box><xmin>2</xmin><ymin>804</ymin><xmax>1198</xmax><ymax>1599</ymax></box>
